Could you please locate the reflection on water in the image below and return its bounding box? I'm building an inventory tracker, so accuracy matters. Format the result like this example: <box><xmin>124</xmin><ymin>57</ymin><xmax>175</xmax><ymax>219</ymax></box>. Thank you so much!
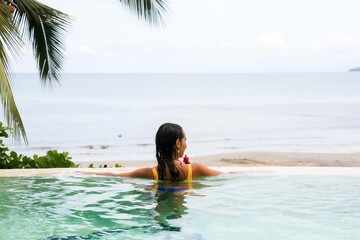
<box><xmin>155</xmin><ymin>191</ymin><xmax>187</xmax><ymax>232</ymax></box>
<box><xmin>153</xmin><ymin>181</ymin><xmax>195</xmax><ymax>232</ymax></box>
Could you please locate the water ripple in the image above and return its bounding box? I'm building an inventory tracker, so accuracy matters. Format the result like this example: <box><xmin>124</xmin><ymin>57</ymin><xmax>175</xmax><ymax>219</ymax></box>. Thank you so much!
<box><xmin>1</xmin><ymin>175</ymin><xmax>360</xmax><ymax>239</ymax></box>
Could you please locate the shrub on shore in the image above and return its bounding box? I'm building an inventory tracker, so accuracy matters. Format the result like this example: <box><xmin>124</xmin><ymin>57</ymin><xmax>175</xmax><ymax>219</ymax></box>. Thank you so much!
<box><xmin>0</xmin><ymin>122</ymin><xmax>77</xmax><ymax>169</ymax></box>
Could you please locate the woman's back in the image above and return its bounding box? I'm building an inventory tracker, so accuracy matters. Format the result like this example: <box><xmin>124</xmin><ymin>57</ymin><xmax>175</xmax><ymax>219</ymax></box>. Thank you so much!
<box><xmin>152</xmin><ymin>162</ymin><xmax>192</xmax><ymax>181</ymax></box>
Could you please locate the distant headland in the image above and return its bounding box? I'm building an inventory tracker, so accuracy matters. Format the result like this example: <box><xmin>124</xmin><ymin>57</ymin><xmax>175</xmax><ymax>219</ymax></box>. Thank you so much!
<box><xmin>349</xmin><ymin>67</ymin><xmax>360</xmax><ymax>72</ymax></box>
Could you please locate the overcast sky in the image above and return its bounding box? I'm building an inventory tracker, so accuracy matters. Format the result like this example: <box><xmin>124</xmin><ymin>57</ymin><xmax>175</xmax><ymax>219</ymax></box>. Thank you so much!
<box><xmin>13</xmin><ymin>0</ymin><xmax>360</xmax><ymax>73</ymax></box>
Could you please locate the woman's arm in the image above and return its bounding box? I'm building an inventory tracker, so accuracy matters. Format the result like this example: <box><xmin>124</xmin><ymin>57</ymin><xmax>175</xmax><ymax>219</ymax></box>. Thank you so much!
<box><xmin>80</xmin><ymin>167</ymin><xmax>154</xmax><ymax>179</ymax></box>
<box><xmin>121</xmin><ymin>168</ymin><xmax>153</xmax><ymax>178</ymax></box>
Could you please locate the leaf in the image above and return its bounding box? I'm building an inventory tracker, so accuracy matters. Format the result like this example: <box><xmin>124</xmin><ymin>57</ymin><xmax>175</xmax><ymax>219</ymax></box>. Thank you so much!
<box><xmin>0</xmin><ymin>3</ymin><xmax>27</xmax><ymax>142</ymax></box>
<box><xmin>12</xmin><ymin>0</ymin><xmax>71</xmax><ymax>85</ymax></box>
<box><xmin>118</xmin><ymin>0</ymin><xmax>169</xmax><ymax>27</ymax></box>
<box><xmin>0</xmin><ymin>60</ymin><xmax>27</xmax><ymax>142</ymax></box>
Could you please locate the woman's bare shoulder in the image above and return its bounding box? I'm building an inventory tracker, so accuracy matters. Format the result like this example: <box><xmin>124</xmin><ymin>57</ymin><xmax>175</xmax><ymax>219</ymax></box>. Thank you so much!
<box><xmin>191</xmin><ymin>162</ymin><xmax>221</xmax><ymax>178</ymax></box>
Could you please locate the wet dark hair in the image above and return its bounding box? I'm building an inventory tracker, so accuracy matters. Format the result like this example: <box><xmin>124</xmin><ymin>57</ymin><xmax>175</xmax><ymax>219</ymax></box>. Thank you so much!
<box><xmin>155</xmin><ymin>123</ymin><xmax>184</xmax><ymax>181</ymax></box>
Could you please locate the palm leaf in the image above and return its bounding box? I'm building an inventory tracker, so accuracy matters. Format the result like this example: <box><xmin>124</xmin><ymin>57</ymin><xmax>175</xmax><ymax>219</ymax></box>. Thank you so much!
<box><xmin>12</xmin><ymin>0</ymin><xmax>71</xmax><ymax>85</ymax></box>
<box><xmin>0</xmin><ymin>59</ymin><xmax>27</xmax><ymax>143</ymax></box>
<box><xmin>0</xmin><ymin>2</ymin><xmax>27</xmax><ymax>142</ymax></box>
<box><xmin>118</xmin><ymin>0</ymin><xmax>169</xmax><ymax>27</ymax></box>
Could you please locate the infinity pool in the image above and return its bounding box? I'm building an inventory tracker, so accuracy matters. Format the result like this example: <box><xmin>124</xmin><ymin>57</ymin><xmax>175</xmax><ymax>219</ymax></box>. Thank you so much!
<box><xmin>0</xmin><ymin>173</ymin><xmax>359</xmax><ymax>240</ymax></box>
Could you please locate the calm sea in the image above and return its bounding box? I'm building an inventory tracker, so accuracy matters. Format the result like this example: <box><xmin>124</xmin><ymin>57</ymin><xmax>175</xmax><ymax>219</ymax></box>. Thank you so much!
<box><xmin>4</xmin><ymin>73</ymin><xmax>360</xmax><ymax>163</ymax></box>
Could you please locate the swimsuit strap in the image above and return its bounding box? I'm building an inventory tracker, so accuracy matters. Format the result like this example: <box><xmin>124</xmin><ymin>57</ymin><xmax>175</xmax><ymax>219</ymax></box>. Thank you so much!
<box><xmin>187</xmin><ymin>163</ymin><xmax>192</xmax><ymax>181</ymax></box>
<box><xmin>153</xmin><ymin>164</ymin><xmax>192</xmax><ymax>181</ymax></box>
<box><xmin>152</xmin><ymin>167</ymin><xmax>158</xmax><ymax>180</ymax></box>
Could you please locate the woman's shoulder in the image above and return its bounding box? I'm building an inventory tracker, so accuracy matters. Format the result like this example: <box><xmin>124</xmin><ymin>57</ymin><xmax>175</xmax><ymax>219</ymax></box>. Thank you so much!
<box><xmin>189</xmin><ymin>162</ymin><xmax>221</xmax><ymax>178</ymax></box>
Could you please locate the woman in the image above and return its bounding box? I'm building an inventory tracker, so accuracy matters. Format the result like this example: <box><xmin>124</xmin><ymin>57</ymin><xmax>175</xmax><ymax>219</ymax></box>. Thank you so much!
<box><xmin>88</xmin><ymin>123</ymin><xmax>221</xmax><ymax>180</ymax></box>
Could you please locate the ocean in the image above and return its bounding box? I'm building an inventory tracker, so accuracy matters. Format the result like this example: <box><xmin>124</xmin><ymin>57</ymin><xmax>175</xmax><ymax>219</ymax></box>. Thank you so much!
<box><xmin>5</xmin><ymin>73</ymin><xmax>360</xmax><ymax>163</ymax></box>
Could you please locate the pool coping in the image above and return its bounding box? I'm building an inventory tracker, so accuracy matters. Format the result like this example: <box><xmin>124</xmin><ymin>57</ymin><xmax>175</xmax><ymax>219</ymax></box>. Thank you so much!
<box><xmin>1</xmin><ymin>166</ymin><xmax>360</xmax><ymax>177</ymax></box>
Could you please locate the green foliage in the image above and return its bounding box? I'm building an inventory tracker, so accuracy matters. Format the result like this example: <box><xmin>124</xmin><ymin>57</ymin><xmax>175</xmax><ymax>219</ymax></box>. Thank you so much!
<box><xmin>115</xmin><ymin>163</ymin><xmax>122</xmax><ymax>168</ymax></box>
<box><xmin>0</xmin><ymin>122</ymin><xmax>77</xmax><ymax>169</ymax></box>
<box><xmin>33</xmin><ymin>150</ymin><xmax>76</xmax><ymax>168</ymax></box>
<box><xmin>88</xmin><ymin>163</ymin><xmax>94</xmax><ymax>168</ymax></box>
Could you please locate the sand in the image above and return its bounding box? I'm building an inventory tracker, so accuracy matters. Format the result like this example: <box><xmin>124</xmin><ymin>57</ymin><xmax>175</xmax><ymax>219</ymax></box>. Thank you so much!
<box><xmin>1</xmin><ymin>151</ymin><xmax>360</xmax><ymax>177</ymax></box>
<box><xmin>193</xmin><ymin>151</ymin><xmax>360</xmax><ymax>167</ymax></box>
<box><xmin>76</xmin><ymin>151</ymin><xmax>360</xmax><ymax>168</ymax></box>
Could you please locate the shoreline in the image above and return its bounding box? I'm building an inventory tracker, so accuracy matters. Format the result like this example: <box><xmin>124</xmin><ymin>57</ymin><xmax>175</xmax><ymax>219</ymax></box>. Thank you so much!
<box><xmin>1</xmin><ymin>151</ymin><xmax>360</xmax><ymax>177</ymax></box>
<box><xmin>76</xmin><ymin>151</ymin><xmax>360</xmax><ymax>168</ymax></box>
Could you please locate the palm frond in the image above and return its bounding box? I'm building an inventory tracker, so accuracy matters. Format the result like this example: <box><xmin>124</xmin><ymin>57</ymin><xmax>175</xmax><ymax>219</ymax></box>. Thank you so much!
<box><xmin>0</xmin><ymin>2</ymin><xmax>27</xmax><ymax>143</ymax></box>
<box><xmin>0</xmin><ymin>2</ymin><xmax>22</xmax><ymax>71</ymax></box>
<box><xmin>12</xmin><ymin>0</ymin><xmax>71</xmax><ymax>86</ymax></box>
<box><xmin>0</xmin><ymin>59</ymin><xmax>27</xmax><ymax>143</ymax></box>
<box><xmin>118</xmin><ymin>0</ymin><xmax>169</xmax><ymax>27</ymax></box>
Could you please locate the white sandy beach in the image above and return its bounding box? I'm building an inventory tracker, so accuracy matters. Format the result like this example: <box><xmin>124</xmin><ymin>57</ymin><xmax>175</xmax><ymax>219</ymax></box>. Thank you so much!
<box><xmin>1</xmin><ymin>151</ymin><xmax>360</xmax><ymax>177</ymax></box>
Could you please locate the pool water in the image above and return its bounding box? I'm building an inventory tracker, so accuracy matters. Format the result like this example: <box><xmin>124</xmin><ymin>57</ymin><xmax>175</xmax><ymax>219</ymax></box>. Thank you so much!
<box><xmin>0</xmin><ymin>174</ymin><xmax>359</xmax><ymax>240</ymax></box>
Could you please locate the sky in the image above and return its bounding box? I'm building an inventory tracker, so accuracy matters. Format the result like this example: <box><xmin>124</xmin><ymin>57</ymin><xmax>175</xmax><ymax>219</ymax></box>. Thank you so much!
<box><xmin>12</xmin><ymin>0</ymin><xmax>360</xmax><ymax>73</ymax></box>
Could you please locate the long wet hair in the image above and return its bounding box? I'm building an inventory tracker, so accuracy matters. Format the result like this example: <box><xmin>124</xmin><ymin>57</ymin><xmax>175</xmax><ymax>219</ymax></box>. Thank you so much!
<box><xmin>155</xmin><ymin>123</ymin><xmax>184</xmax><ymax>181</ymax></box>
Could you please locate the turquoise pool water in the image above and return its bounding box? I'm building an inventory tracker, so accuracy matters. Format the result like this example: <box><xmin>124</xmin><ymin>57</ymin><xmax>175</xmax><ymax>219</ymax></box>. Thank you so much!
<box><xmin>0</xmin><ymin>174</ymin><xmax>359</xmax><ymax>240</ymax></box>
